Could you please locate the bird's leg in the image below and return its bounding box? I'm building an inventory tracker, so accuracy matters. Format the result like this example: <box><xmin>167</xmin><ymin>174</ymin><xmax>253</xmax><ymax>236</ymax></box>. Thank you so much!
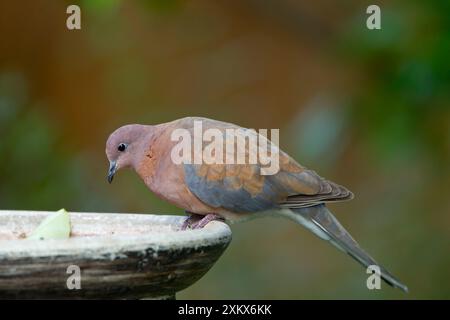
<box><xmin>190</xmin><ymin>213</ymin><xmax>224</xmax><ymax>229</ymax></box>
<box><xmin>180</xmin><ymin>212</ymin><xmax>203</xmax><ymax>230</ymax></box>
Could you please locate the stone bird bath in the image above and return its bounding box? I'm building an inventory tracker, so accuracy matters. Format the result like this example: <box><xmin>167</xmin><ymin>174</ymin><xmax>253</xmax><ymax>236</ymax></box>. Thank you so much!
<box><xmin>0</xmin><ymin>210</ymin><xmax>232</xmax><ymax>299</ymax></box>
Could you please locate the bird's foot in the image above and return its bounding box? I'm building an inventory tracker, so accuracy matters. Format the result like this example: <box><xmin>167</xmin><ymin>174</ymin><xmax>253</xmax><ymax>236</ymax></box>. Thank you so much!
<box><xmin>191</xmin><ymin>213</ymin><xmax>224</xmax><ymax>229</ymax></box>
<box><xmin>180</xmin><ymin>212</ymin><xmax>202</xmax><ymax>230</ymax></box>
<box><xmin>181</xmin><ymin>213</ymin><xmax>224</xmax><ymax>230</ymax></box>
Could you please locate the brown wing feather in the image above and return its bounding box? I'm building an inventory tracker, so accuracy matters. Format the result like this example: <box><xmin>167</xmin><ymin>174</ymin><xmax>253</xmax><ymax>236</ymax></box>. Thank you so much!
<box><xmin>279</xmin><ymin>171</ymin><xmax>354</xmax><ymax>208</ymax></box>
<box><xmin>180</xmin><ymin>117</ymin><xmax>353</xmax><ymax>212</ymax></box>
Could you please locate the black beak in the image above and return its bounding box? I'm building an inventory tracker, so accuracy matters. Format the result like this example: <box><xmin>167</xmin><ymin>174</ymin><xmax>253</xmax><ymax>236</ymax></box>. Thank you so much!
<box><xmin>107</xmin><ymin>161</ymin><xmax>117</xmax><ymax>184</ymax></box>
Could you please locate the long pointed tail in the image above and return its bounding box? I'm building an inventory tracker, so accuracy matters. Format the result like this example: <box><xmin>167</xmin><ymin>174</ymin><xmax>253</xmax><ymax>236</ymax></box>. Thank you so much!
<box><xmin>284</xmin><ymin>204</ymin><xmax>408</xmax><ymax>292</ymax></box>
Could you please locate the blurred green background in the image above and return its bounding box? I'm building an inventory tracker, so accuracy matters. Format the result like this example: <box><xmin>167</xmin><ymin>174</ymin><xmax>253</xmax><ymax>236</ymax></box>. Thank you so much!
<box><xmin>0</xmin><ymin>0</ymin><xmax>449</xmax><ymax>299</ymax></box>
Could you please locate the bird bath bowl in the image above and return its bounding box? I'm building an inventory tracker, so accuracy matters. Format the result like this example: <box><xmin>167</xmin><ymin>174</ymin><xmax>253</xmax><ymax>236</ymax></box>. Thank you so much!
<box><xmin>0</xmin><ymin>210</ymin><xmax>232</xmax><ymax>299</ymax></box>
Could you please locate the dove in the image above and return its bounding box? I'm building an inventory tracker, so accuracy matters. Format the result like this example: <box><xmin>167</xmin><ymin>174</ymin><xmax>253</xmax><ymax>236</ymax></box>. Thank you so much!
<box><xmin>105</xmin><ymin>116</ymin><xmax>408</xmax><ymax>292</ymax></box>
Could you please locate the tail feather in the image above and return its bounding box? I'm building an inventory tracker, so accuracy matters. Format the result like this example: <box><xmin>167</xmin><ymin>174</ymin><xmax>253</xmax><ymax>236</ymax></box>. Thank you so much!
<box><xmin>284</xmin><ymin>204</ymin><xmax>408</xmax><ymax>293</ymax></box>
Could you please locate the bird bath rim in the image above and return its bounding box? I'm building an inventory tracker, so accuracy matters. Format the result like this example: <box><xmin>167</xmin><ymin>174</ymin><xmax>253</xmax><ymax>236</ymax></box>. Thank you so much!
<box><xmin>0</xmin><ymin>211</ymin><xmax>232</xmax><ymax>257</ymax></box>
<box><xmin>0</xmin><ymin>210</ymin><xmax>232</xmax><ymax>299</ymax></box>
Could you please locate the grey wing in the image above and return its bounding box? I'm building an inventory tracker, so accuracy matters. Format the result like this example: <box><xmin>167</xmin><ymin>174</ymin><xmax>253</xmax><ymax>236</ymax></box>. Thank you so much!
<box><xmin>184</xmin><ymin>163</ymin><xmax>281</xmax><ymax>213</ymax></box>
<box><xmin>181</xmin><ymin>117</ymin><xmax>353</xmax><ymax>213</ymax></box>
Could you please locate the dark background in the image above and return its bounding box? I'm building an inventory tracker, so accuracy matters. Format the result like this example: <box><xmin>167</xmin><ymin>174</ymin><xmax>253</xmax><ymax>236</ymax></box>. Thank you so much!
<box><xmin>0</xmin><ymin>0</ymin><xmax>449</xmax><ymax>299</ymax></box>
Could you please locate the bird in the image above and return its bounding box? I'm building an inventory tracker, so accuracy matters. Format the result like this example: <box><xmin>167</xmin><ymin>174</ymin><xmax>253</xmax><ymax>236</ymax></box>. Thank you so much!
<box><xmin>105</xmin><ymin>116</ymin><xmax>408</xmax><ymax>292</ymax></box>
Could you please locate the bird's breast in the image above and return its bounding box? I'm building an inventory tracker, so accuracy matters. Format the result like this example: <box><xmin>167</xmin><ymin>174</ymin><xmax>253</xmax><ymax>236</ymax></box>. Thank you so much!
<box><xmin>136</xmin><ymin>151</ymin><xmax>216</xmax><ymax>215</ymax></box>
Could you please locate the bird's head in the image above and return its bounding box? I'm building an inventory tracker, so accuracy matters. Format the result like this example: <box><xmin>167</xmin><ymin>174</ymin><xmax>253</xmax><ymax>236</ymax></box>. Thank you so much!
<box><xmin>105</xmin><ymin>124</ymin><xmax>148</xmax><ymax>183</ymax></box>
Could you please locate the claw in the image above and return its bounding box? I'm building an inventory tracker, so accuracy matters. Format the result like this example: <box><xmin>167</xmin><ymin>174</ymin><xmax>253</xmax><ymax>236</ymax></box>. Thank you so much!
<box><xmin>180</xmin><ymin>212</ymin><xmax>202</xmax><ymax>230</ymax></box>
<box><xmin>190</xmin><ymin>213</ymin><xmax>224</xmax><ymax>229</ymax></box>
<box><xmin>180</xmin><ymin>213</ymin><xmax>223</xmax><ymax>230</ymax></box>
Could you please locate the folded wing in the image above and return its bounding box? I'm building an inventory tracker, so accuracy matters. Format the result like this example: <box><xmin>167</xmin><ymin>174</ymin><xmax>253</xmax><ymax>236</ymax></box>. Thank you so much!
<box><xmin>183</xmin><ymin>119</ymin><xmax>353</xmax><ymax>213</ymax></box>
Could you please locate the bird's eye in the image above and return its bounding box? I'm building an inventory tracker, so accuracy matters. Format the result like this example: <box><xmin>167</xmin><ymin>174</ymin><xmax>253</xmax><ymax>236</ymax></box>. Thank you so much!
<box><xmin>117</xmin><ymin>143</ymin><xmax>127</xmax><ymax>152</ymax></box>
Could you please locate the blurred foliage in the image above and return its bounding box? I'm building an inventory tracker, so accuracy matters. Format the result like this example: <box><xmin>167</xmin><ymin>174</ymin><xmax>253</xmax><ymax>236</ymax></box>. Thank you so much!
<box><xmin>0</xmin><ymin>0</ymin><xmax>449</xmax><ymax>299</ymax></box>
<box><xmin>0</xmin><ymin>72</ymin><xmax>113</xmax><ymax>212</ymax></box>
<box><xmin>339</xmin><ymin>0</ymin><xmax>450</xmax><ymax>168</ymax></box>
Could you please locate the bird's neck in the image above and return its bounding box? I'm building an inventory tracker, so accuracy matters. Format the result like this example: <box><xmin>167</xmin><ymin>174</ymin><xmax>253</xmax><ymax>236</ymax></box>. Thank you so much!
<box><xmin>133</xmin><ymin>124</ymin><xmax>170</xmax><ymax>185</ymax></box>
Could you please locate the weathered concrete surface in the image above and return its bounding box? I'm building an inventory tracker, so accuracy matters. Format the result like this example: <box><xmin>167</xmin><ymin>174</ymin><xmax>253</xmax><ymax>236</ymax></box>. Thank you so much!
<box><xmin>0</xmin><ymin>211</ymin><xmax>232</xmax><ymax>299</ymax></box>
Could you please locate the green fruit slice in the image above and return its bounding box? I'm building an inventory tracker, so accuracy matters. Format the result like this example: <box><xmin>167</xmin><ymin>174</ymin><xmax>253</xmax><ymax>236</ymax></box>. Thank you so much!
<box><xmin>28</xmin><ymin>208</ymin><xmax>71</xmax><ymax>240</ymax></box>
